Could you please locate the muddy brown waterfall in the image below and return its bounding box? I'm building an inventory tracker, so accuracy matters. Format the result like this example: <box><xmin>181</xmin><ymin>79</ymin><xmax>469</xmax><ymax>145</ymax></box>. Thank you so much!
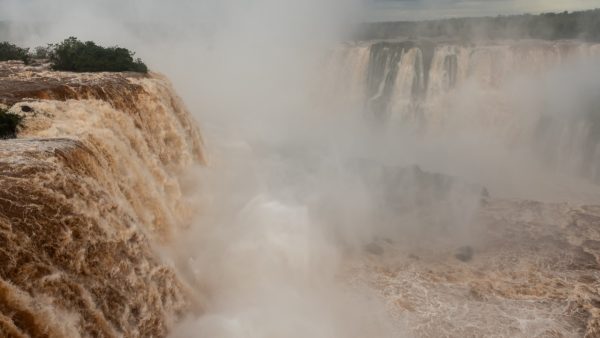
<box><xmin>0</xmin><ymin>61</ymin><xmax>204</xmax><ymax>337</ymax></box>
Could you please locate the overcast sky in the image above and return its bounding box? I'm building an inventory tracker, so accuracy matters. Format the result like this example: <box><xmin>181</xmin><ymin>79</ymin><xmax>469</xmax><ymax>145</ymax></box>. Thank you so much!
<box><xmin>1</xmin><ymin>0</ymin><xmax>599</xmax><ymax>23</ymax></box>
<box><xmin>367</xmin><ymin>0</ymin><xmax>600</xmax><ymax>21</ymax></box>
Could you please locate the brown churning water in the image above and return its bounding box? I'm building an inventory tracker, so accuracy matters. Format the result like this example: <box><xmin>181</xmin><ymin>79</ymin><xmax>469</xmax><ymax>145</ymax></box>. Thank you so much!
<box><xmin>0</xmin><ymin>61</ymin><xmax>204</xmax><ymax>337</ymax></box>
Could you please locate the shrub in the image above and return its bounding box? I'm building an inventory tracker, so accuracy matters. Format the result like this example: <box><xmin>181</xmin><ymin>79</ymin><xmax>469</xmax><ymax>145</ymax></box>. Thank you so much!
<box><xmin>0</xmin><ymin>42</ymin><xmax>30</xmax><ymax>64</ymax></box>
<box><xmin>32</xmin><ymin>45</ymin><xmax>51</xmax><ymax>59</ymax></box>
<box><xmin>0</xmin><ymin>109</ymin><xmax>23</xmax><ymax>139</ymax></box>
<box><xmin>49</xmin><ymin>37</ymin><xmax>148</xmax><ymax>73</ymax></box>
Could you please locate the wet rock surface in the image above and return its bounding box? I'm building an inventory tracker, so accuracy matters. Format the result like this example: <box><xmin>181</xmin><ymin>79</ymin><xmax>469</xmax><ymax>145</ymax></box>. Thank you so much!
<box><xmin>454</xmin><ymin>246</ymin><xmax>474</xmax><ymax>262</ymax></box>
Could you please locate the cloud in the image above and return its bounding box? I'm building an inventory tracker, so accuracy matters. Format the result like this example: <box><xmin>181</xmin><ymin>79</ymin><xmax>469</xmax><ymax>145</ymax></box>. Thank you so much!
<box><xmin>3</xmin><ymin>0</ymin><xmax>598</xmax><ymax>25</ymax></box>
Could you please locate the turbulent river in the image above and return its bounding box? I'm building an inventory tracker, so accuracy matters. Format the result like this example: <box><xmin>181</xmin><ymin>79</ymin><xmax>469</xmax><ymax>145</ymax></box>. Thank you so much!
<box><xmin>1</xmin><ymin>38</ymin><xmax>600</xmax><ymax>338</ymax></box>
<box><xmin>0</xmin><ymin>62</ymin><xmax>203</xmax><ymax>337</ymax></box>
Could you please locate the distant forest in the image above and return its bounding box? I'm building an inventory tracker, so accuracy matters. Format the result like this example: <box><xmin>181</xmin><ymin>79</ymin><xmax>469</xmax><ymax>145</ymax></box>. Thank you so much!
<box><xmin>356</xmin><ymin>9</ymin><xmax>600</xmax><ymax>42</ymax></box>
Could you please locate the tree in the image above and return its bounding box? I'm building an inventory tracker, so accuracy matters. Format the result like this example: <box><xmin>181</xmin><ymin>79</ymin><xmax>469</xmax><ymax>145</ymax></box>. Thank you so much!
<box><xmin>49</xmin><ymin>37</ymin><xmax>148</xmax><ymax>73</ymax></box>
<box><xmin>32</xmin><ymin>45</ymin><xmax>51</xmax><ymax>59</ymax></box>
<box><xmin>0</xmin><ymin>42</ymin><xmax>30</xmax><ymax>64</ymax></box>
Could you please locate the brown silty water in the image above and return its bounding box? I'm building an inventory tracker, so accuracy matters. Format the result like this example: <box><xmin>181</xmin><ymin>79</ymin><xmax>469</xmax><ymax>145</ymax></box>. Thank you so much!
<box><xmin>0</xmin><ymin>61</ymin><xmax>204</xmax><ymax>337</ymax></box>
<box><xmin>344</xmin><ymin>199</ymin><xmax>600</xmax><ymax>337</ymax></box>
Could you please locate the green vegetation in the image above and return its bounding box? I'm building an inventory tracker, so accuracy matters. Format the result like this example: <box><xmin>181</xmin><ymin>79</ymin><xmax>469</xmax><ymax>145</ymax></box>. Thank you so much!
<box><xmin>0</xmin><ymin>42</ymin><xmax>30</xmax><ymax>64</ymax></box>
<box><xmin>357</xmin><ymin>9</ymin><xmax>600</xmax><ymax>42</ymax></box>
<box><xmin>0</xmin><ymin>109</ymin><xmax>23</xmax><ymax>139</ymax></box>
<box><xmin>49</xmin><ymin>37</ymin><xmax>148</xmax><ymax>73</ymax></box>
<box><xmin>0</xmin><ymin>37</ymin><xmax>148</xmax><ymax>73</ymax></box>
<box><xmin>32</xmin><ymin>45</ymin><xmax>51</xmax><ymax>59</ymax></box>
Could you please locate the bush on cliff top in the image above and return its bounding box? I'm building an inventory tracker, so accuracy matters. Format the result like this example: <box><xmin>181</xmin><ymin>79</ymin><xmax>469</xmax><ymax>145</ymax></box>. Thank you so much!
<box><xmin>0</xmin><ymin>109</ymin><xmax>23</xmax><ymax>139</ymax></box>
<box><xmin>0</xmin><ymin>42</ymin><xmax>30</xmax><ymax>64</ymax></box>
<box><xmin>49</xmin><ymin>37</ymin><xmax>148</xmax><ymax>73</ymax></box>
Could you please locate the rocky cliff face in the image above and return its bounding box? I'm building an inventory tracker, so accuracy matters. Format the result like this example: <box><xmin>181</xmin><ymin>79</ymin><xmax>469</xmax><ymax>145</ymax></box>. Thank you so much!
<box><xmin>0</xmin><ymin>61</ymin><xmax>203</xmax><ymax>337</ymax></box>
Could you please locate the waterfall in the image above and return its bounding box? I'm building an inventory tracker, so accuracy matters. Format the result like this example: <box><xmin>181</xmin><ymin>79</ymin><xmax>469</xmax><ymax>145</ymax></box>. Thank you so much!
<box><xmin>330</xmin><ymin>40</ymin><xmax>600</xmax><ymax>186</ymax></box>
<box><xmin>0</xmin><ymin>63</ymin><xmax>204</xmax><ymax>337</ymax></box>
<box><xmin>1</xmin><ymin>37</ymin><xmax>600</xmax><ymax>338</ymax></box>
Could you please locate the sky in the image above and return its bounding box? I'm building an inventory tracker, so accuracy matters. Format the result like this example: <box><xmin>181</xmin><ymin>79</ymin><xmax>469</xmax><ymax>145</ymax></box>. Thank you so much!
<box><xmin>366</xmin><ymin>0</ymin><xmax>600</xmax><ymax>21</ymax></box>
<box><xmin>1</xmin><ymin>0</ymin><xmax>600</xmax><ymax>23</ymax></box>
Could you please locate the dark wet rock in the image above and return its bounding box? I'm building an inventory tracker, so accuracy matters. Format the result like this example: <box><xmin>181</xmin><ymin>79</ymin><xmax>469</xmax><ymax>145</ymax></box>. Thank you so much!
<box><xmin>365</xmin><ymin>242</ymin><xmax>384</xmax><ymax>256</ymax></box>
<box><xmin>480</xmin><ymin>187</ymin><xmax>491</xmax><ymax>206</ymax></box>
<box><xmin>455</xmin><ymin>246</ymin><xmax>474</xmax><ymax>262</ymax></box>
<box><xmin>481</xmin><ymin>187</ymin><xmax>490</xmax><ymax>199</ymax></box>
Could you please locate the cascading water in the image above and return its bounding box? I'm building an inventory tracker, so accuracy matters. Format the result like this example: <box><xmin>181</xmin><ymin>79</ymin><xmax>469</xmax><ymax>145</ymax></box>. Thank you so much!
<box><xmin>329</xmin><ymin>40</ymin><xmax>600</xmax><ymax>190</ymax></box>
<box><xmin>0</xmin><ymin>62</ymin><xmax>204</xmax><ymax>337</ymax></box>
<box><xmin>326</xmin><ymin>39</ymin><xmax>600</xmax><ymax>338</ymax></box>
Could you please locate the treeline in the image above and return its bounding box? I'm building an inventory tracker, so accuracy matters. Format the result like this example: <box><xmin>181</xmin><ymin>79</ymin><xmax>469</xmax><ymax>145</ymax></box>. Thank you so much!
<box><xmin>0</xmin><ymin>37</ymin><xmax>148</xmax><ymax>73</ymax></box>
<box><xmin>356</xmin><ymin>9</ymin><xmax>600</xmax><ymax>42</ymax></box>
